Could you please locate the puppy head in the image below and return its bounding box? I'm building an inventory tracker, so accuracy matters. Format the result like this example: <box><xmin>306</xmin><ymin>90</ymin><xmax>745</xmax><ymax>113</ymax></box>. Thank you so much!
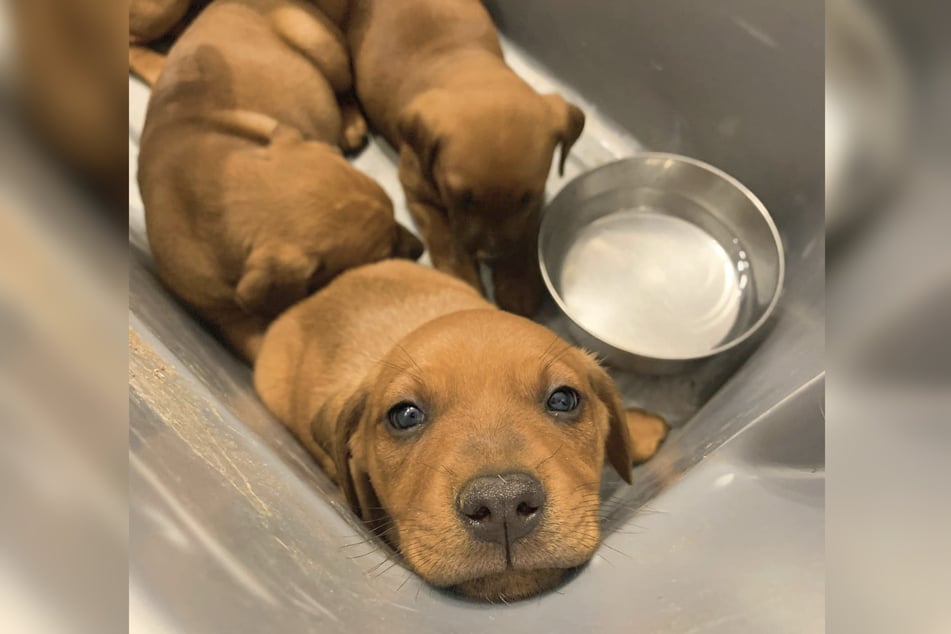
<box><xmin>236</xmin><ymin>151</ymin><xmax>423</xmax><ymax>317</ymax></box>
<box><xmin>236</xmin><ymin>212</ymin><xmax>422</xmax><ymax>318</ymax></box>
<box><xmin>398</xmin><ymin>89</ymin><xmax>584</xmax><ymax>259</ymax></box>
<box><xmin>329</xmin><ymin>310</ymin><xmax>631</xmax><ymax>601</ymax></box>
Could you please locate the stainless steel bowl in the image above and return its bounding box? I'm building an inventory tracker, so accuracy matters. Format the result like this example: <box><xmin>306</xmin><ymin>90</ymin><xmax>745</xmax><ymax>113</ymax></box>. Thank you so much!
<box><xmin>538</xmin><ymin>153</ymin><xmax>784</xmax><ymax>374</ymax></box>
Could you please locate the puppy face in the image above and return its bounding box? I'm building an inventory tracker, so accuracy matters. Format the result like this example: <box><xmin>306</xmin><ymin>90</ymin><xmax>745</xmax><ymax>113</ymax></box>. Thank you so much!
<box><xmin>399</xmin><ymin>89</ymin><xmax>584</xmax><ymax>259</ymax></box>
<box><xmin>331</xmin><ymin>311</ymin><xmax>631</xmax><ymax>601</ymax></box>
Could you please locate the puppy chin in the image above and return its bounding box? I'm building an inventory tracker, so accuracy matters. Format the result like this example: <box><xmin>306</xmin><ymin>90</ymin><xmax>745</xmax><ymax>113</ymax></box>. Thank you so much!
<box><xmin>454</xmin><ymin>568</ymin><xmax>568</xmax><ymax>601</ymax></box>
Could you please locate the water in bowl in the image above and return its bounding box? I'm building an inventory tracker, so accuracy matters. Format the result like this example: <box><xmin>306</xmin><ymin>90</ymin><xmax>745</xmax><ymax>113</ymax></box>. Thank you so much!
<box><xmin>559</xmin><ymin>210</ymin><xmax>755</xmax><ymax>359</ymax></box>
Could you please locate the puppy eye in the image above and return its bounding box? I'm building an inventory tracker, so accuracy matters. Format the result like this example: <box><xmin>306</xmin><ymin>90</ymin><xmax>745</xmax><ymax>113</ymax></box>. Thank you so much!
<box><xmin>519</xmin><ymin>192</ymin><xmax>534</xmax><ymax>206</ymax></box>
<box><xmin>387</xmin><ymin>402</ymin><xmax>426</xmax><ymax>431</ymax></box>
<box><xmin>546</xmin><ymin>387</ymin><xmax>580</xmax><ymax>413</ymax></box>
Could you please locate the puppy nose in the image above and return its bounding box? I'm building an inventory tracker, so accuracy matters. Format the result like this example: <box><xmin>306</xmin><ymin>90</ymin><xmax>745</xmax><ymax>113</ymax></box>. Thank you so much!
<box><xmin>456</xmin><ymin>472</ymin><xmax>546</xmax><ymax>545</ymax></box>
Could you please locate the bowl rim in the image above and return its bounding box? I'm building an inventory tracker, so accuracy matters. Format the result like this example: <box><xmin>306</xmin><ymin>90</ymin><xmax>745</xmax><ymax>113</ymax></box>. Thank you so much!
<box><xmin>537</xmin><ymin>151</ymin><xmax>786</xmax><ymax>363</ymax></box>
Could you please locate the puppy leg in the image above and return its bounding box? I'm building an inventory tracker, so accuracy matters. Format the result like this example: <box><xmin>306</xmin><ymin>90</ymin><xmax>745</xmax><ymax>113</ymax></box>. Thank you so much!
<box><xmin>398</xmin><ymin>150</ymin><xmax>482</xmax><ymax>289</ymax></box>
<box><xmin>338</xmin><ymin>94</ymin><xmax>368</xmax><ymax>154</ymax></box>
<box><xmin>407</xmin><ymin>199</ymin><xmax>482</xmax><ymax>291</ymax></box>
<box><xmin>625</xmin><ymin>409</ymin><xmax>669</xmax><ymax>464</ymax></box>
<box><xmin>490</xmin><ymin>238</ymin><xmax>545</xmax><ymax>317</ymax></box>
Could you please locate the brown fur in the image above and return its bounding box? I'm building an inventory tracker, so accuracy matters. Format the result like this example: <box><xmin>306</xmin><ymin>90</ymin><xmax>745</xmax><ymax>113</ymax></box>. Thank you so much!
<box><xmin>346</xmin><ymin>0</ymin><xmax>585</xmax><ymax>316</ymax></box>
<box><xmin>140</xmin><ymin>0</ymin><xmax>423</xmax><ymax>362</ymax></box>
<box><xmin>255</xmin><ymin>261</ymin><xmax>667</xmax><ymax>600</ymax></box>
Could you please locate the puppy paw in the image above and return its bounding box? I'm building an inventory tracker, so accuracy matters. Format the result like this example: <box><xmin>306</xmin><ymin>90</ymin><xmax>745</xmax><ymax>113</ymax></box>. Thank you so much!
<box><xmin>624</xmin><ymin>409</ymin><xmax>669</xmax><ymax>464</ymax></box>
<box><xmin>493</xmin><ymin>269</ymin><xmax>544</xmax><ymax>317</ymax></box>
<box><xmin>340</xmin><ymin>104</ymin><xmax>369</xmax><ymax>154</ymax></box>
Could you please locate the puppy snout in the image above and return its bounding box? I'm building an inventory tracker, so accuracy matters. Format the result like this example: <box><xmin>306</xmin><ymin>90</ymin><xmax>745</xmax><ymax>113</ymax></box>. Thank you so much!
<box><xmin>456</xmin><ymin>472</ymin><xmax>546</xmax><ymax>546</ymax></box>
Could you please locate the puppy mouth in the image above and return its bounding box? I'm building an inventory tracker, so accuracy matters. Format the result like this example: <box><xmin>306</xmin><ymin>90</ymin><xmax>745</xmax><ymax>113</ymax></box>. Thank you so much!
<box><xmin>400</xmin><ymin>538</ymin><xmax>595</xmax><ymax>601</ymax></box>
<box><xmin>453</xmin><ymin>567</ymin><xmax>573</xmax><ymax>601</ymax></box>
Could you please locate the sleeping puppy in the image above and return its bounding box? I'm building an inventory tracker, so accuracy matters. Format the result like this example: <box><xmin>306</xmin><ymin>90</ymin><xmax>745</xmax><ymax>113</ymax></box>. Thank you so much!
<box><xmin>140</xmin><ymin>0</ymin><xmax>422</xmax><ymax>362</ymax></box>
<box><xmin>346</xmin><ymin>0</ymin><xmax>586</xmax><ymax>317</ymax></box>
<box><xmin>255</xmin><ymin>260</ymin><xmax>668</xmax><ymax>600</ymax></box>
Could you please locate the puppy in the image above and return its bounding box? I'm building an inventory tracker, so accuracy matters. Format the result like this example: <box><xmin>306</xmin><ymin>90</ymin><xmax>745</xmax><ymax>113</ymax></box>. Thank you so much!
<box><xmin>255</xmin><ymin>260</ymin><xmax>668</xmax><ymax>600</ymax></box>
<box><xmin>346</xmin><ymin>0</ymin><xmax>586</xmax><ymax>316</ymax></box>
<box><xmin>140</xmin><ymin>0</ymin><xmax>422</xmax><ymax>362</ymax></box>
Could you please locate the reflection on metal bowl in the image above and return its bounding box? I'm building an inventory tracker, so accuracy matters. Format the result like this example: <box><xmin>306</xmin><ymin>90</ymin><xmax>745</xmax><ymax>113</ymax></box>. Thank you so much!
<box><xmin>539</xmin><ymin>154</ymin><xmax>784</xmax><ymax>374</ymax></box>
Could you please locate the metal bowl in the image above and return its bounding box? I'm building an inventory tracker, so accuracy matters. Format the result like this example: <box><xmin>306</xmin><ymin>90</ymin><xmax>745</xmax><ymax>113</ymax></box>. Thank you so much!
<box><xmin>538</xmin><ymin>153</ymin><xmax>784</xmax><ymax>374</ymax></box>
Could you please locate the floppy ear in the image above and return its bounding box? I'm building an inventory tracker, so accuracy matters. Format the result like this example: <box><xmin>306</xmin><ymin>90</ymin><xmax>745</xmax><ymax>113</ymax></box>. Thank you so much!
<box><xmin>587</xmin><ymin>359</ymin><xmax>634</xmax><ymax>483</ymax></box>
<box><xmin>393</xmin><ymin>224</ymin><xmax>425</xmax><ymax>261</ymax></box>
<box><xmin>236</xmin><ymin>244</ymin><xmax>321</xmax><ymax>318</ymax></box>
<box><xmin>396</xmin><ymin>90</ymin><xmax>449</xmax><ymax>183</ymax></box>
<box><xmin>544</xmin><ymin>94</ymin><xmax>586</xmax><ymax>176</ymax></box>
<box><xmin>328</xmin><ymin>388</ymin><xmax>377</xmax><ymax>520</ymax></box>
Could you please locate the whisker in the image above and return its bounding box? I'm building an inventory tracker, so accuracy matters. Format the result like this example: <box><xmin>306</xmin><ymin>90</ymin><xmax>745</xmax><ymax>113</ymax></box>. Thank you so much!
<box><xmin>594</xmin><ymin>552</ymin><xmax>615</xmax><ymax>568</ymax></box>
<box><xmin>541</xmin><ymin>342</ymin><xmax>574</xmax><ymax>374</ymax></box>
<box><xmin>396</xmin><ymin>344</ymin><xmax>425</xmax><ymax>377</ymax></box>
<box><xmin>365</xmin><ymin>556</ymin><xmax>394</xmax><ymax>576</ymax></box>
<box><xmin>538</xmin><ymin>333</ymin><xmax>561</xmax><ymax>363</ymax></box>
<box><xmin>396</xmin><ymin>571</ymin><xmax>414</xmax><ymax>593</ymax></box>
<box><xmin>371</xmin><ymin>559</ymin><xmax>402</xmax><ymax>579</ymax></box>
<box><xmin>600</xmin><ymin>541</ymin><xmax>631</xmax><ymax>559</ymax></box>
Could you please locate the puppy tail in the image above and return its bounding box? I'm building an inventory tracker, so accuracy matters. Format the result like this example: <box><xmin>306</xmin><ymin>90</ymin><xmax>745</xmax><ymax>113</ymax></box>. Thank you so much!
<box><xmin>206</xmin><ymin>110</ymin><xmax>304</xmax><ymax>146</ymax></box>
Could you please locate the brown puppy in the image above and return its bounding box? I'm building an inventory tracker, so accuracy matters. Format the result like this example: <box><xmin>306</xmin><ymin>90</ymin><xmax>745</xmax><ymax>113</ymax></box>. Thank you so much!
<box><xmin>255</xmin><ymin>261</ymin><xmax>667</xmax><ymax>600</ymax></box>
<box><xmin>140</xmin><ymin>0</ymin><xmax>422</xmax><ymax>362</ymax></box>
<box><xmin>346</xmin><ymin>0</ymin><xmax>586</xmax><ymax>316</ymax></box>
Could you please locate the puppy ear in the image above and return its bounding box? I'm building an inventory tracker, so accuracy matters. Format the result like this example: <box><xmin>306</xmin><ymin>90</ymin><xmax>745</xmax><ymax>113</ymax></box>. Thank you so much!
<box><xmin>236</xmin><ymin>244</ymin><xmax>321</xmax><ymax>317</ymax></box>
<box><xmin>393</xmin><ymin>224</ymin><xmax>425</xmax><ymax>261</ymax></box>
<box><xmin>328</xmin><ymin>388</ymin><xmax>376</xmax><ymax>519</ymax></box>
<box><xmin>587</xmin><ymin>358</ymin><xmax>634</xmax><ymax>483</ymax></box>
<box><xmin>544</xmin><ymin>94</ymin><xmax>586</xmax><ymax>176</ymax></box>
<box><xmin>397</xmin><ymin>90</ymin><xmax>448</xmax><ymax>182</ymax></box>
